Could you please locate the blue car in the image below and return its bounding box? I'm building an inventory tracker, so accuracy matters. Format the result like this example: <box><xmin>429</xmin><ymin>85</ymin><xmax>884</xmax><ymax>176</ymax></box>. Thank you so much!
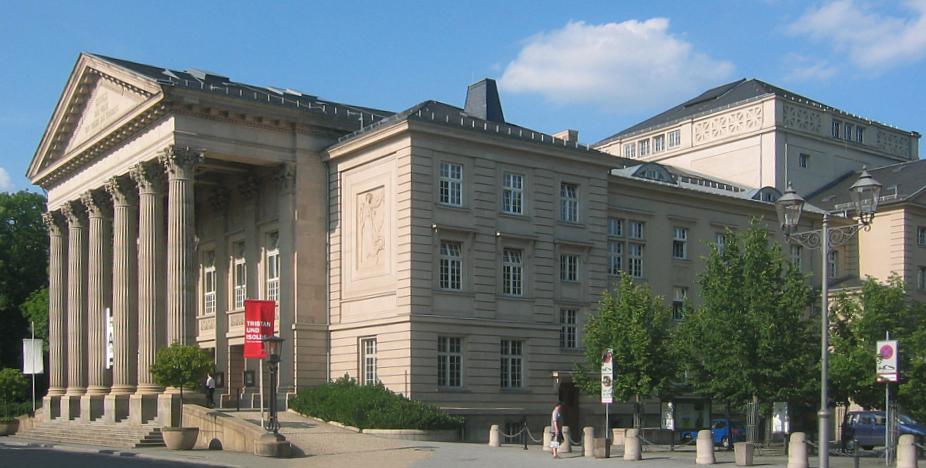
<box><xmin>679</xmin><ymin>418</ymin><xmax>745</xmax><ymax>448</ymax></box>
<box><xmin>843</xmin><ymin>411</ymin><xmax>926</xmax><ymax>450</ymax></box>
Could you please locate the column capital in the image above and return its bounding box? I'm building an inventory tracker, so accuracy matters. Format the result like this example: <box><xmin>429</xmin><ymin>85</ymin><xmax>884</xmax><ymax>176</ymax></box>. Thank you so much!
<box><xmin>61</xmin><ymin>200</ymin><xmax>87</xmax><ymax>227</ymax></box>
<box><xmin>208</xmin><ymin>188</ymin><xmax>229</xmax><ymax>211</ymax></box>
<box><xmin>238</xmin><ymin>176</ymin><xmax>259</xmax><ymax>200</ymax></box>
<box><xmin>130</xmin><ymin>161</ymin><xmax>165</xmax><ymax>194</ymax></box>
<box><xmin>42</xmin><ymin>211</ymin><xmax>67</xmax><ymax>236</ymax></box>
<box><xmin>275</xmin><ymin>163</ymin><xmax>296</xmax><ymax>194</ymax></box>
<box><xmin>105</xmin><ymin>176</ymin><xmax>138</xmax><ymax>207</ymax></box>
<box><xmin>81</xmin><ymin>190</ymin><xmax>112</xmax><ymax>219</ymax></box>
<box><xmin>159</xmin><ymin>145</ymin><xmax>204</xmax><ymax>180</ymax></box>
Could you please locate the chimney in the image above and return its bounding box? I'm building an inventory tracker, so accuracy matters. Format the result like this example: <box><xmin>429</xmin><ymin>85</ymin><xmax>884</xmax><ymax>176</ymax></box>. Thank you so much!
<box><xmin>553</xmin><ymin>129</ymin><xmax>579</xmax><ymax>143</ymax></box>
<box><xmin>464</xmin><ymin>79</ymin><xmax>505</xmax><ymax>123</ymax></box>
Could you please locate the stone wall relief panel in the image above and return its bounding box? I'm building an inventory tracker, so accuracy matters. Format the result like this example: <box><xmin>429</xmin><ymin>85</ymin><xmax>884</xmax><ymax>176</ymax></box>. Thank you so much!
<box><xmin>782</xmin><ymin>103</ymin><xmax>822</xmax><ymax>134</ymax></box>
<box><xmin>876</xmin><ymin>130</ymin><xmax>912</xmax><ymax>159</ymax></box>
<box><xmin>64</xmin><ymin>73</ymin><xmax>148</xmax><ymax>155</ymax></box>
<box><xmin>341</xmin><ymin>157</ymin><xmax>396</xmax><ymax>298</ymax></box>
<box><xmin>693</xmin><ymin>105</ymin><xmax>764</xmax><ymax>146</ymax></box>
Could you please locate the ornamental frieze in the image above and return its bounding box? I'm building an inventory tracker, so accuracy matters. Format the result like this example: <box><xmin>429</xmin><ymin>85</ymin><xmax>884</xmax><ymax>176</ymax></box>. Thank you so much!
<box><xmin>693</xmin><ymin>105</ymin><xmax>764</xmax><ymax>145</ymax></box>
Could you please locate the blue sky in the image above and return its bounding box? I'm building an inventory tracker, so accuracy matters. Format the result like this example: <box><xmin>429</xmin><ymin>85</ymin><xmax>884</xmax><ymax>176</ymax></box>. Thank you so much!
<box><xmin>2</xmin><ymin>0</ymin><xmax>925</xmax><ymax>192</ymax></box>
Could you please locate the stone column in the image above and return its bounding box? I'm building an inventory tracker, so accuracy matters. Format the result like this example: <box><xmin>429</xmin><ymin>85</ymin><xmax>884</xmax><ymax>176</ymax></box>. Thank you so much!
<box><xmin>238</xmin><ymin>176</ymin><xmax>261</xmax><ymax>406</ymax></box>
<box><xmin>81</xmin><ymin>190</ymin><xmax>113</xmax><ymax>422</ymax></box>
<box><xmin>276</xmin><ymin>164</ymin><xmax>296</xmax><ymax>401</ymax></box>
<box><xmin>129</xmin><ymin>161</ymin><xmax>165</xmax><ymax>424</ymax></box>
<box><xmin>104</xmin><ymin>176</ymin><xmax>138</xmax><ymax>423</ymax></box>
<box><xmin>158</xmin><ymin>146</ymin><xmax>203</xmax><ymax>426</ymax></box>
<box><xmin>42</xmin><ymin>211</ymin><xmax>67</xmax><ymax>420</ymax></box>
<box><xmin>61</xmin><ymin>200</ymin><xmax>87</xmax><ymax>419</ymax></box>
<box><xmin>208</xmin><ymin>189</ymin><xmax>230</xmax><ymax>406</ymax></box>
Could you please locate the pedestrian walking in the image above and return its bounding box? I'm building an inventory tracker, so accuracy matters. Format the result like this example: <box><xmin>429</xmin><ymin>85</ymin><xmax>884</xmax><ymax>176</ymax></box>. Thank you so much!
<box><xmin>550</xmin><ymin>401</ymin><xmax>564</xmax><ymax>459</ymax></box>
<box><xmin>205</xmin><ymin>373</ymin><xmax>216</xmax><ymax>408</ymax></box>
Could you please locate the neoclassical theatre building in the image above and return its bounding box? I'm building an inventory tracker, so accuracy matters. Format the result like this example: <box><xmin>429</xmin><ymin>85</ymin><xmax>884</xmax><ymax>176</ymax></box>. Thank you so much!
<box><xmin>29</xmin><ymin>54</ymin><xmax>921</xmax><ymax>438</ymax></box>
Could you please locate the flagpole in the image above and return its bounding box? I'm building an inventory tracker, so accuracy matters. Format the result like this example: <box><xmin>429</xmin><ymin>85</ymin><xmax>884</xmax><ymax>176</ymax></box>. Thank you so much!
<box><xmin>260</xmin><ymin>360</ymin><xmax>265</xmax><ymax>426</ymax></box>
<box><xmin>31</xmin><ymin>321</ymin><xmax>36</xmax><ymax>413</ymax></box>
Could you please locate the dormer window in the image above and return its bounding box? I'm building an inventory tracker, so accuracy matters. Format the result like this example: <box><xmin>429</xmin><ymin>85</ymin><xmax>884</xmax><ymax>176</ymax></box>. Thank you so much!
<box><xmin>632</xmin><ymin>163</ymin><xmax>675</xmax><ymax>184</ymax></box>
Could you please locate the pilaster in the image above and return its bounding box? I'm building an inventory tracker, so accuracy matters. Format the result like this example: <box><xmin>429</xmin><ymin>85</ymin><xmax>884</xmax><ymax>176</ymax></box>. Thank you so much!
<box><xmin>209</xmin><ymin>188</ymin><xmax>230</xmax><ymax>405</ymax></box>
<box><xmin>275</xmin><ymin>164</ymin><xmax>296</xmax><ymax>399</ymax></box>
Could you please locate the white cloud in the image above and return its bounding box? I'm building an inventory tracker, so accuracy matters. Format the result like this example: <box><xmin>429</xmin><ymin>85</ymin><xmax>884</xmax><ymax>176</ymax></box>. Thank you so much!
<box><xmin>499</xmin><ymin>19</ymin><xmax>735</xmax><ymax>112</ymax></box>
<box><xmin>787</xmin><ymin>0</ymin><xmax>926</xmax><ymax>71</ymax></box>
<box><xmin>0</xmin><ymin>167</ymin><xmax>12</xmax><ymax>192</ymax></box>
<box><xmin>783</xmin><ymin>54</ymin><xmax>839</xmax><ymax>82</ymax></box>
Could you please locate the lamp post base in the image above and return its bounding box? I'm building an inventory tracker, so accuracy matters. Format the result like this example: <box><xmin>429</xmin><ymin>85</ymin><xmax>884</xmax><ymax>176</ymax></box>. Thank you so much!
<box><xmin>254</xmin><ymin>432</ymin><xmax>291</xmax><ymax>458</ymax></box>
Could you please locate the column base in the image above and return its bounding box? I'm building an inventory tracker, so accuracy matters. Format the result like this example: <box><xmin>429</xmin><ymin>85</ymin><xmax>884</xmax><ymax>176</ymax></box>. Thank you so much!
<box><xmin>103</xmin><ymin>393</ymin><xmax>131</xmax><ymax>423</ymax></box>
<box><xmin>129</xmin><ymin>393</ymin><xmax>159</xmax><ymax>425</ymax></box>
<box><xmin>80</xmin><ymin>394</ymin><xmax>105</xmax><ymax>422</ymax></box>
<box><xmin>42</xmin><ymin>395</ymin><xmax>62</xmax><ymax>420</ymax></box>
<box><xmin>60</xmin><ymin>395</ymin><xmax>81</xmax><ymax>420</ymax></box>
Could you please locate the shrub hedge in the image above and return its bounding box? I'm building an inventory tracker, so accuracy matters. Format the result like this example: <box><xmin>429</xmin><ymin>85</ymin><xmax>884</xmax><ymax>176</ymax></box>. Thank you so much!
<box><xmin>290</xmin><ymin>376</ymin><xmax>463</xmax><ymax>430</ymax></box>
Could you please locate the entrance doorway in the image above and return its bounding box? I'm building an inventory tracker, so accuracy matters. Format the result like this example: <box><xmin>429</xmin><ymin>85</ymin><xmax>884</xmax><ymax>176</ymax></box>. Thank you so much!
<box><xmin>558</xmin><ymin>381</ymin><xmax>580</xmax><ymax>432</ymax></box>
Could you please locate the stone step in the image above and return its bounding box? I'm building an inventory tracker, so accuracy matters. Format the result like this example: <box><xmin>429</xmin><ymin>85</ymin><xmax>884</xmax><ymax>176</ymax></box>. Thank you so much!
<box><xmin>14</xmin><ymin>420</ymin><xmax>165</xmax><ymax>448</ymax></box>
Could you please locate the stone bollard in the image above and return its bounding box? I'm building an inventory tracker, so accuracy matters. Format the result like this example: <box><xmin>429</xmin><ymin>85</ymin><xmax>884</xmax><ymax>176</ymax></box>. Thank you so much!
<box><xmin>583</xmin><ymin>427</ymin><xmax>595</xmax><ymax>457</ymax></box>
<box><xmin>897</xmin><ymin>434</ymin><xmax>917</xmax><ymax>468</ymax></box>
<box><xmin>613</xmin><ymin>427</ymin><xmax>626</xmax><ymax>447</ymax></box>
<box><xmin>696</xmin><ymin>429</ymin><xmax>716</xmax><ymax>465</ymax></box>
<box><xmin>735</xmin><ymin>442</ymin><xmax>755</xmax><ymax>466</ymax></box>
<box><xmin>488</xmin><ymin>424</ymin><xmax>500</xmax><ymax>447</ymax></box>
<box><xmin>624</xmin><ymin>427</ymin><xmax>642</xmax><ymax>461</ymax></box>
<box><xmin>543</xmin><ymin>425</ymin><xmax>552</xmax><ymax>451</ymax></box>
<box><xmin>562</xmin><ymin>426</ymin><xmax>572</xmax><ymax>453</ymax></box>
<box><xmin>787</xmin><ymin>432</ymin><xmax>808</xmax><ymax>468</ymax></box>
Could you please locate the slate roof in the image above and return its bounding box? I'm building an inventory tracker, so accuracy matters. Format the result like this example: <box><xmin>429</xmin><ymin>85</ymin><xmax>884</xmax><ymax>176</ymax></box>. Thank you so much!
<box><xmin>89</xmin><ymin>53</ymin><xmax>393</xmax><ymax>123</ymax></box>
<box><xmin>595</xmin><ymin>78</ymin><xmax>916</xmax><ymax>146</ymax></box>
<box><xmin>808</xmin><ymin>158</ymin><xmax>926</xmax><ymax>211</ymax></box>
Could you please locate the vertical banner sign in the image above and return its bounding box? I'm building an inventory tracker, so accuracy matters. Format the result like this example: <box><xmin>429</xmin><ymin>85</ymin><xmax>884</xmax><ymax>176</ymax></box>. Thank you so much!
<box><xmin>105</xmin><ymin>307</ymin><xmax>114</xmax><ymax>369</ymax></box>
<box><xmin>601</xmin><ymin>348</ymin><xmax>614</xmax><ymax>404</ymax></box>
<box><xmin>876</xmin><ymin>340</ymin><xmax>899</xmax><ymax>382</ymax></box>
<box><xmin>244</xmin><ymin>300</ymin><xmax>276</xmax><ymax>359</ymax></box>
<box><xmin>22</xmin><ymin>339</ymin><xmax>43</xmax><ymax>374</ymax></box>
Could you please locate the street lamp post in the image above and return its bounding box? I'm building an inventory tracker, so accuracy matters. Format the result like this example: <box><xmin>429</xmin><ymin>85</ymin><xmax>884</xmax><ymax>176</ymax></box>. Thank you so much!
<box><xmin>776</xmin><ymin>170</ymin><xmax>882</xmax><ymax>468</ymax></box>
<box><xmin>262</xmin><ymin>335</ymin><xmax>284</xmax><ymax>435</ymax></box>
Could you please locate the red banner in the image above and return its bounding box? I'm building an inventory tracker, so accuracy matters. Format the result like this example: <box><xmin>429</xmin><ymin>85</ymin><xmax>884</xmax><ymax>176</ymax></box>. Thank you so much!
<box><xmin>243</xmin><ymin>299</ymin><xmax>276</xmax><ymax>359</ymax></box>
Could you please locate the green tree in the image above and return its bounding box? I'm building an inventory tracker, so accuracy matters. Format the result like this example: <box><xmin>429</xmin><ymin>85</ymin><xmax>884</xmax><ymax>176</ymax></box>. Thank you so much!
<box><xmin>0</xmin><ymin>368</ymin><xmax>28</xmax><ymax>421</ymax></box>
<box><xmin>829</xmin><ymin>276</ymin><xmax>926</xmax><ymax>420</ymax></box>
<box><xmin>0</xmin><ymin>191</ymin><xmax>48</xmax><ymax>368</ymax></box>
<box><xmin>20</xmin><ymin>288</ymin><xmax>48</xmax><ymax>351</ymax></box>
<box><xmin>576</xmin><ymin>274</ymin><xmax>674</xmax><ymax>427</ymax></box>
<box><xmin>150</xmin><ymin>343</ymin><xmax>213</xmax><ymax>426</ymax></box>
<box><xmin>673</xmin><ymin>219</ymin><xmax>817</xmax><ymax>432</ymax></box>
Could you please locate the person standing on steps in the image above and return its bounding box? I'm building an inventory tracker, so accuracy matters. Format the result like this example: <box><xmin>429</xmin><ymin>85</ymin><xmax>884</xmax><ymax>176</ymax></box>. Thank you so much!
<box><xmin>205</xmin><ymin>372</ymin><xmax>216</xmax><ymax>408</ymax></box>
<box><xmin>551</xmin><ymin>401</ymin><xmax>564</xmax><ymax>459</ymax></box>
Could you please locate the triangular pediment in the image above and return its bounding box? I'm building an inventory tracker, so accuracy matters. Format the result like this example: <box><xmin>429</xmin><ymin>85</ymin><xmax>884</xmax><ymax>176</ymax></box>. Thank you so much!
<box><xmin>28</xmin><ymin>53</ymin><xmax>164</xmax><ymax>185</ymax></box>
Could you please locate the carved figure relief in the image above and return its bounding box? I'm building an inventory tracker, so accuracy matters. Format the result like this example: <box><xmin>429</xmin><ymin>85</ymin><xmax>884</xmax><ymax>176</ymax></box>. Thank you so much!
<box><xmin>693</xmin><ymin>105</ymin><xmax>764</xmax><ymax>145</ymax></box>
<box><xmin>783</xmin><ymin>104</ymin><xmax>822</xmax><ymax>134</ymax></box>
<box><xmin>357</xmin><ymin>187</ymin><xmax>386</xmax><ymax>270</ymax></box>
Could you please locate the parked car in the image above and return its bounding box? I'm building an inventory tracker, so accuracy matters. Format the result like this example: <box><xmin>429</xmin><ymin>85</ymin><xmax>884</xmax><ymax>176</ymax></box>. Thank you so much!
<box><xmin>679</xmin><ymin>418</ymin><xmax>746</xmax><ymax>448</ymax></box>
<box><xmin>842</xmin><ymin>411</ymin><xmax>926</xmax><ymax>450</ymax></box>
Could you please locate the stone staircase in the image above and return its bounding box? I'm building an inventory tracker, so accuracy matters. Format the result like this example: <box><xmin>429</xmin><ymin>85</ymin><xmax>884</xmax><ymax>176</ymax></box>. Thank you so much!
<box><xmin>11</xmin><ymin>419</ymin><xmax>165</xmax><ymax>448</ymax></box>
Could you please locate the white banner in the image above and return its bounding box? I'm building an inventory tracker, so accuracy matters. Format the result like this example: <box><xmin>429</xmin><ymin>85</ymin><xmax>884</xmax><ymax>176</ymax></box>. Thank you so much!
<box><xmin>22</xmin><ymin>339</ymin><xmax>43</xmax><ymax>374</ymax></box>
<box><xmin>106</xmin><ymin>307</ymin><xmax>114</xmax><ymax>369</ymax></box>
<box><xmin>601</xmin><ymin>348</ymin><xmax>613</xmax><ymax>404</ymax></box>
<box><xmin>876</xmin><ymin>340</ymin><xmax>898</xmax><ymax>382</ymax></box>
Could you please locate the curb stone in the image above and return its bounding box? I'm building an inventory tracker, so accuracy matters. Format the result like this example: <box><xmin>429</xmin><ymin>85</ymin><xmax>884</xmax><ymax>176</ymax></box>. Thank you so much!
<box><xmin>1</xmin><ymin>440</ymin><xmax>237</xmax><ymax>467</ymax></box>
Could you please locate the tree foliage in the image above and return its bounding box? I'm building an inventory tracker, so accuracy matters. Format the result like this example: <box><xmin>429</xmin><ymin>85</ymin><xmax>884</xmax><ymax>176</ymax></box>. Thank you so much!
<box><xmin>576</xmin><ymin>273</ymin><xmax>674</xmax><ymax>425</ymax></box>
<box><xmin>0</xmin><ymin>368</ymin><xmax>28</xmax><ymax>420</ymax></box>
<box><xmin>829</xmin><ymin>275</ymin><xmax>926</xmax><ymax>420</ymax></box>
<box><xmin>150</xmin><ymin>343</ymin><xmax>213</xmax><ymax>426</ymax></box>
<box><xmin>0</xmin><ymin>191</ymin><xmax>48</xmax><ymax>368</ymax></box>
<box><xmin>20</xmin><ymin>288</ymin><xmax>48</xmax><ymax>351</ymax></box>
<box><xmin>673</xmin><ymin>219</ymin><xmax>817</xmax><ymax>411</ymax></box>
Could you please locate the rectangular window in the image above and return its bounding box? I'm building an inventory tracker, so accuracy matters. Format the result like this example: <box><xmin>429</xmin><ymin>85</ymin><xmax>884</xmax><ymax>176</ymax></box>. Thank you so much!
<box><xmin>832</xmin><ymin>119</ymin><xmax>841</xmax><ymax>138</ymax></box>
<box><xmin>500</xmin><ymin>339</ymin><xmax>523</xmax><ymax>389</ymax></box>
<box><xmin>437</xmin><ymin>336</ymin><xmax>462</xmax><ymax>388</ymax></box>
<box><xmin>203</xmin><ymin>251</ymin><xmax>216</xmax><ymax>316</ymax></box>
<box><xmin>439</xmin><ymin>162</ymin><xmax>463</xmax><ymax>207</ymax></box>
<box><xmin>672</xmin><ymin>287</ymin><xmax>688</xmax><ymax>321</ymax></box>
<box><xmin>608</xmin><ymin>241</ymin><xmax>623</xmax><ymax>276</ymax></box>
<box><xmin>265</xmin><ymin>232</ymin><xmax>280</xmax><ymax>303</ymax></box>
<box><xmin>233</xmin><ymin>241</ymin><xmax>247</xmax><ymax>310</ymax></box>
<box><xmin>638</xmin><ymin>139</ymin><xmax>650</xmax><ymax>157</ymax></box>
<box><xmin>828</xmin><ymin>250</ymin><xmax>838</xmax><ymax>278</ymax></box>
<box><xmin>501</xmin><ymin>172</ymin><xmax>524</xmax><ymax>215</ymax></box>
<box><xmin>559</xmin><ymin>309</ymin><xmax>577</xmax><ymax>349</ymax></box>
<box><xmin>502</xmin><ymin>248</ymin><xmax>523</xmax><ymax>296</ymax></box>
<box><xmin>360</xmin><ymin>337</ymin><xmax>377</xmax><ymax>385</ymax></box>
<box><xmin>608</xmin><ymin>217</ymin><xmax>623</xmax><ymax>237</ymax></box>
<box><xmin>653</xmin><ymin>134</ymin><xmax>665</xmax><ymax>153</ymax></box>
<box><xmin>918</xmin><ymin>267</ymin><xmax>926</xmax><ymax>291</ymax></box>
<box><xmin>918</xmin><ymin>227</ymin><xmax>926</xmax><ymax>246</ymax></box>
<box><xmin>672</xmin><ymin>227</ymin><xmax>688</xmax><ymax>259</ymax></box>
<box><xmin>799</xmin><ymin>153</ymin><xmax>810</xmax><ymax>168</ymax></box>
<box><xmin>667</xmin><ymin>129</ymin><xmax>681</xmax><ymax>148</ymax></box>
<box><xmin>844</xmin><ymin>122</ymin><xmax>854</xmax><ymax>141</ymax></box>
<box><xmin>439</xmin><ymin>240</ymin><xmax>463</xmax><ymax>291</ymax></box>
<box><xmin>715</xmin><ymin>232</ymin><xmax>726</xmax><ymax>255</ymax></box>
<box><xmin>628</xmin><ymin>243</ymin><xmax>644</xmax><ymax>278</ymax></box>
<box><xmin>623</xmin><ymin>143</ymin><xmax>636</xmax><ymax>158</ymax></box>
<box><xmin>560</xmin><ymin>182</ymin><xmax>579</xmax><ymax>223</ymax></box>
<box><xmin>856</xmin><ymin>126</ymin><xmax>864</xmax><ymax>143</ymax></box>
<box><xmin>629</xmin><ymin>220</ymin><xmax>645</xmax><ymax>240</ymax></box>
<box><xmin>791</xmin><ymin>245</ymin><xmax>803</xmax><ymax>271</ymax></box>
<box><xmin>560</xmin><ymin>254</ymin><xmax>579</xmax><ymax>282</ymax></box>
